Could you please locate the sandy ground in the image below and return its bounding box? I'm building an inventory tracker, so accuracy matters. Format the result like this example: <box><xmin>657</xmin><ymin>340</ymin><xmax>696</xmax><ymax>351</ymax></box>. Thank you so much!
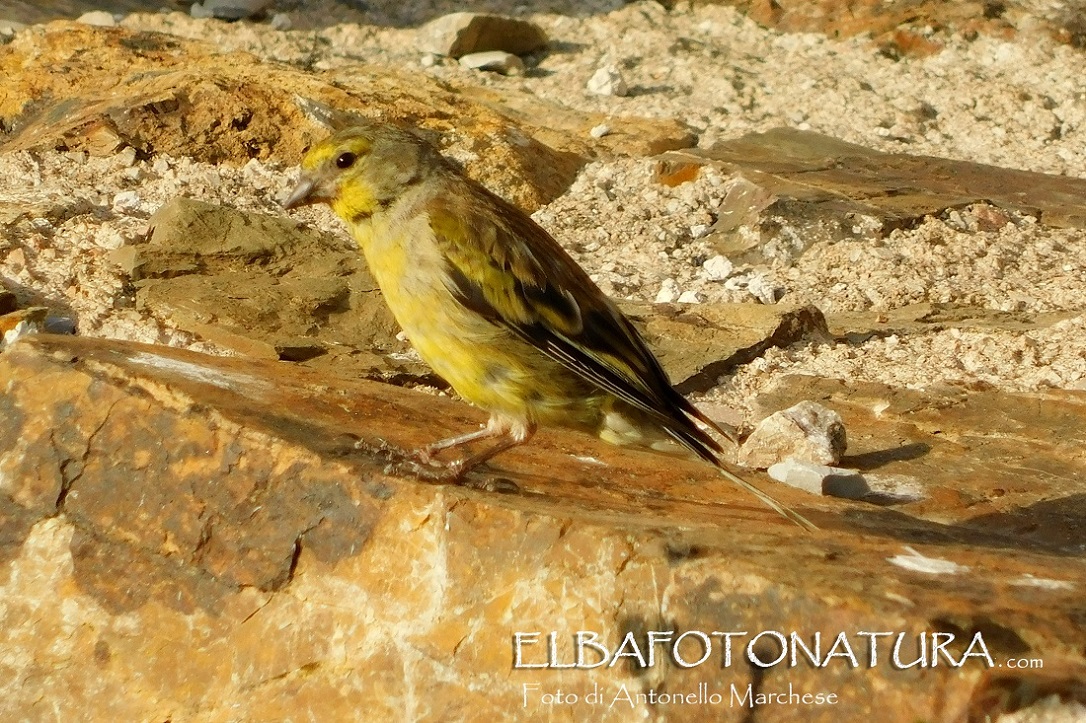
<box><xmin>3</xmin><ymin>1</ymin><xmax>1086</xmax><ymax>422</ymax></box>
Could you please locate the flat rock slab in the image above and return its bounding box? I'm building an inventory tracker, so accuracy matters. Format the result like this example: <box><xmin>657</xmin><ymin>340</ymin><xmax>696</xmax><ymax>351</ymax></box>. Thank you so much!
<box><xmin>122</xmin><ymin>197</ymin><xmax>826</xmax><ymax>388</ymax></box>
<box><xmin>659</xmin><ymin>127</ymin><xmax>1086</xmax><ymax>234</ymax></box>
<box><xmin>0</xmin><ymin>334</ymin><xmax>1083</xmax><ymax>721</ymax></box>
<box><xmin>825</xmin><ymin>302</ymin><xmax>1082</xmax><ymax>343</ymax></box>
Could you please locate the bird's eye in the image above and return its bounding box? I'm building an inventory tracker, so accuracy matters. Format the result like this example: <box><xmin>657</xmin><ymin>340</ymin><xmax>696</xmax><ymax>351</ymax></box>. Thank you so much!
<box><xmin>335</xmin><ymin>152</ymin><xmax>356</xmax><ymax>169</ymax></box>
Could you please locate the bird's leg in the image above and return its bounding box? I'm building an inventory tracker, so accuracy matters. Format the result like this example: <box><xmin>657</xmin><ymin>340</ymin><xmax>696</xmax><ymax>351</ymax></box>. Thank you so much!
<box><xmin>446</xmin><ymin>421</ymin><xmax>536</xmax><ymax>478</ymax></box>
<box><xmin>416</xmin><ymin>423</ymin><xmax>502</xmax><ymax>464</ymax></box>
<box><xmin>414</xmin><ymin>416</ymin><xmax>536</xmax><ymax>480</ymax></box>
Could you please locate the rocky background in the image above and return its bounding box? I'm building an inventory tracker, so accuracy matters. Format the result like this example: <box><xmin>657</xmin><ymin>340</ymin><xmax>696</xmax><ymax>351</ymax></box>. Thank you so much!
<box><xmin>1</xmin><ymin>1</ymin><xmax>1085</xmax><ymax>721</ymax></box>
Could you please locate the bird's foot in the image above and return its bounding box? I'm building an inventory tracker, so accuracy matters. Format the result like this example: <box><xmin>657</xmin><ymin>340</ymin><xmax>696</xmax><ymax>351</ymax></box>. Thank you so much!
<box><xmin>387</xmin><ymin>455</ymin><xmax>465</xmax><ymax>483</ymax></box>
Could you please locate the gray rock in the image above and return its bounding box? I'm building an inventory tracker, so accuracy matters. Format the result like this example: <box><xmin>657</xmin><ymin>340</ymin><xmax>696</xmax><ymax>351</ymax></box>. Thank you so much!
<box><xmin>416</xmin><ymin>12</ymin><xmax>547</xmax><ymax>58</ymax></box>
<box><xmin>191</xmin><ymin>0</ymin><xmax>274</xmax><ymax>21</ymax></box>
<box><xmin>767</xmin><ymin>459</ymin><xmax>869</xmax><ymax>499</ymax></box>
<box><xmin>458</xmin><ymin>51</ymin><xmax>524</xmax><ymax>76</ymax></box>
<box><xmin>737</xmin><ymin>400</ymin><xmax>847</xmax><ymax>469</ymax></box>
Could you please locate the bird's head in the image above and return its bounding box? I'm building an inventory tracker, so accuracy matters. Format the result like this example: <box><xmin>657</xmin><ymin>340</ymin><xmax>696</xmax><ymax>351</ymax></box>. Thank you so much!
<box><xmin>283</xmin><ymin>122</ymin><xmax>429</xmax><ymax>222</ymax></box>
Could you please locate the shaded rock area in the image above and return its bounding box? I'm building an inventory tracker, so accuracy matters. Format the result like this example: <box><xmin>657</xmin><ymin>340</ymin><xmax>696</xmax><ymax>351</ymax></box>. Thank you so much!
<box><xmin>1</xmin><ymin>333</ymin><xmax>1084</xmax><ymax>721</ymax></box>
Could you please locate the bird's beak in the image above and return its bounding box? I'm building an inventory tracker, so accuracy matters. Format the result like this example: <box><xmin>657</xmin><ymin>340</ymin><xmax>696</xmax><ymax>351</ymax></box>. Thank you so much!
<box><xmin>282</xmin><ymin>174</ymin><xmax>321</xmax><ymax>210</ymax></box>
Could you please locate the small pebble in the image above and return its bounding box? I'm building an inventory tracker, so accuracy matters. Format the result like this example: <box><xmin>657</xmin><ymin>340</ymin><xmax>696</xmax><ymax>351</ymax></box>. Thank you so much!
<box><xmin>768</xmin><ymin>459</ymin><xmax>869</xmax><ymax>499</ymax></box>
<box><xmin>589</xmin><ymin>124</ymin><xmax>611</xmax><ymax>139</ymax></box>
<box><xmin>586</xmin><ymin>66</ymin><xmax>628</xmax><ymax>97</ymax></box>
<box><xmin>112</xmin><ymin>191</ymin><xmax>141</xmax><ymax>213</ymax></box>
<box><xmin>269</xmin><ymin>12</ymin><xmax>291</xmax><ymax>31</ymax></box>
<box><xmin>677</xmin><ymin>290</ymin><xmax>701</xmax><ymax>304</ymax></box>
<box><xmin>654</xmin><ymin>278</ymin><xmax>679</xmax><ymax>303</ymax></box>
<box><xmin>747</xmin><ymin>273</ymin><xmax>784</xmax><ymax>304</ymax></box>
<box><xmin>459</xmin><ymin>51</ymin><xmax>524</xmax><ymax>76</ymax></box>
<box><xmin>77</xmin><ymin>11</ymin><xmax>116</xmax><ymax>27</ymax></box>
<box><xmin>702</xmin><ymin>254</ymin><xmax>733</xmax><ymax>281</ymax></box>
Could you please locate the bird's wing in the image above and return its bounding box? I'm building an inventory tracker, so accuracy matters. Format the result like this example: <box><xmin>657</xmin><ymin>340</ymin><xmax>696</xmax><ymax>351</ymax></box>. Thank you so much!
<box><xmin>427</xmin><ymin>181</ymin><xmax>729</xmax><ymax>460</ymax></box>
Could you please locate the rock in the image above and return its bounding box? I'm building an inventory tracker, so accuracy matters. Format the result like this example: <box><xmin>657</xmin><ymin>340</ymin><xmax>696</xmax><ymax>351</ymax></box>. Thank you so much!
<box><xmin>589</xmin><ymin>123</ymin><xmax>610</xmax><ymax>139</ymax></box>
<box><xmin>676</xmin><ymin>289</ymin><xmax>701</xmax><ymax>304</ymax></box>
<box><xmin>767</xmin><ymin>459</ymin><xmax>869</xmax><ymax>498</ymax></box>
<box><xmin>0</xmin><ymin>333</ymin><xmax>1084</xmax><ymax>720</ymax></box>
<box><xmin>120</xmin><ymin>197</ymin><xmax>428</xmax><ymax>382</ymax></box>
<box><xmin>76</xmin><ymin>11</ymin><xmax>115</xmax><ymax>27</ymax></box>
<box><xmin>701</xmin><ymin>254</ymin><xmax>733</xmax><ymax>281</ymax></box>
<box><xmin>269</xmin><ymin>12</ymin><xmax>291</xmax><ymax>31</ymax></box>
<box><xmin>416</xmin><ymin>12</ymin><xmax>547</xmax><ymax>58</ymax></box>
<box><xmin>620</xmin><ymin>301</ymin><xmax>831</xmax><ymax>391</ymax></box>
<box><xmin>111</xmin><ymin>190</ymin><xmax>141</xmax><ymax>213</ymax></box>
<box><xmin>754</xmin><ymin>373</ymin><xmax>1086</xmax><ymax>550</ymax></box>
<box><xmin>191</xmin><ymin>0</ymin><xmax>274</xmax><ymax>21</ymax></box>
<box><xmin>825</xmin><ymin>303</ymin><xmax>1082</xmax><ymax>345</ymax></box>
<box><xmin>657</xmin><ymin>129</ymin><xmax>1086</xmax><ymax>264</ymax></box>
<box><xmin>0</xmin><ymin>23</ymin><xmax>694</xmax><ymax>213</ymax></box>
<box><xmin>668</xmin><ymin>0</ymin><xmax>1017</xmax><ymax>53</ymax></box>
<box><xmin>746</xmin><ymin>272</ymin><xmax>783</xmax><ymax>304</ymax></box>
<box><xmin>586</xmin><ymin>66</ymin><xmax>628</xmax><ymax>97</ymax></box>
<box><xmin>458</xmin><ymin>51</ymin><xmax>524</xmax><ymax>76</ymax></box>
<box><xmin>738</xmin><ymin>401</ymin><xmax>847</xmax><ymax>469</ymax></box>
<box><xmin>0</xmin><ymin>20</ymin><xmax>25</xmax><ymax>41</ymax></box>
<box><xmin>0</xmin><ymin>307</ymin><xmax>47</xmax><ymax>351</ymax></box>
<box><xmin>654</xmin><ymin>278</ymin><xmax>679</xmax><ymax>303</ymax></box>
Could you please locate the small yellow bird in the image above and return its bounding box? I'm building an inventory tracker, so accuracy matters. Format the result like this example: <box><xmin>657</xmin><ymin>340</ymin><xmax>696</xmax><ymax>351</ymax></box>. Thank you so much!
<box><xmin>284</xmin><ymin>122</ymin><xmax>813</xmax><ymax>529</ymax></box>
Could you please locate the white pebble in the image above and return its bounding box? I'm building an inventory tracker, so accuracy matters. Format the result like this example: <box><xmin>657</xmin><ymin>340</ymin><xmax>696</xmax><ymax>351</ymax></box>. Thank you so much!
<box><xmin>586</xmin><ymin>66</ymin><xmax>628</xmax><ymax>97</ymax></box>
<box><xmin>589</xmin><ymin>124</ymin><xmax>611</xmax><ymax>138</ymax></box>
<box><xmin>702</xmin><ymin>254</ymin><xmax>733</xmax><ymax>281</ymax></box>
<box><xmin>654</xmin><ymin>278</ymin><xmax>679</xmax><ymax>303</ymax></box>
<box><xmin>677</xmin><ymin>290</ymin><xmax>701</xmax><ymax>304</ymax></box>
<box><xmin>112</xmin><ymin>191</ymin><xmax>141</xmax><ymax>212</ymax></box>
<box><xmin>77</xmin><ymin>10</ymin><xmax>116</xmax><ymax>26</ymax></box>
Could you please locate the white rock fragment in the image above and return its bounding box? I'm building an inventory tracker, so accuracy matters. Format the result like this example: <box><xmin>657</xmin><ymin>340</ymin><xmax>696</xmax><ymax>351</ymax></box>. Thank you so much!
<box><xmin>702</xmin><ymin>254</ymin><xmax>734</xmax><ymax>281</ymax></box>
<box><xmin>887</xmin><ymin>546</ymin><xmax>970</xmax><ymax>575</ymax></box>
<box><xmin>459</xmin><ymin>51</ymin><xmax>524</xmax><ymax>76</ymax></box>
<box><xmin>589</xmin><ymin>124</ymin><xmax>611</xmax><ymax>139</ymax></box>
<box><xmin>269</xmin><ymin>13</ymin><xmax>291</xmax><ymax>31</ymax></box>
<box><xmin>768</xmin><ymin>459</ymin><xmax>869</xmax><ymax>498</ymax></box>
<box><xmin>112</xmin><ymin>191</ymin><xmax>141</xmax><ymax>213</ymax></box>
<box><xmin>677</xmin><ymin>290</ymin><xmax>701</xmax><ymax>304</ymax></box>
<box><xmin>587</xmin><ymin>66</ymin><xmax>628</xmax><ymax>97</ymax></box>
<box><xmin>689</xmin><ymin>223</ymin><xmax>710</xmax><ymax>239</ymax></box>
<box><xmin>0</xmin><ymin>308</ymin><xmax>48</xmax><ymax>352</ymax></box>
<box><xmin>737</xmin><ymin>401</ymin><xmax>847</xmax><ymax>469</ymax></box>
<box><xmin>747</xmin><ymin>272</ymin><xmax>783</xmax><ymax>304</ymax></box>
<box><xmin>651</xmin><ymin>274</ymin><xmax>677</xmax><ymax>299</ymax></box>
<box><xmin>77</xmin><ymin>11</ymin><xmax>116</xmax><ymax>27</ymax></box>
<box><xmin>419</xmin><ymin>53</ymin><xmax>439</xmax><ymax>68</ymax></box>
<box><xmin>655</xmin><ymin>278</ymin><xmax>679</xmax><ymax>303</ymax></box>
<box><xmin>116</xmin><ymin>146</ymin><xmax>138</xmax><ymax>167</ymax></box>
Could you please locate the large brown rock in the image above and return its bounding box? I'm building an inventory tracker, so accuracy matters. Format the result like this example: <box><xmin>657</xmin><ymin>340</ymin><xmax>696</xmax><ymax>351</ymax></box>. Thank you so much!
<box><xmin>0</xmin><ymin>22</ymin><xmax>694</xmax><ymax>211</ymax></box>
<box><xmin>0</xmin><ymin>334</ymin><xmax>1083</xmax><ymax>720</ymax></box>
